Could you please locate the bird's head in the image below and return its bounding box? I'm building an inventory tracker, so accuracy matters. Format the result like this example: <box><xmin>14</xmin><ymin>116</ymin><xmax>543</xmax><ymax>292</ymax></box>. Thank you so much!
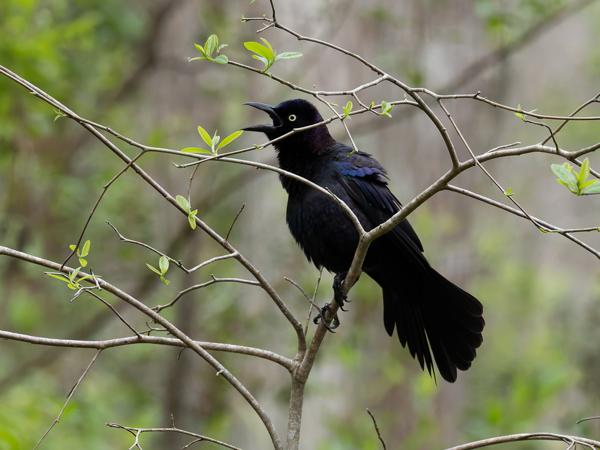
<box><xmin>243</xmin><ymin>98</ymin><xmax>334</xmax><ymax>152</ymax></box>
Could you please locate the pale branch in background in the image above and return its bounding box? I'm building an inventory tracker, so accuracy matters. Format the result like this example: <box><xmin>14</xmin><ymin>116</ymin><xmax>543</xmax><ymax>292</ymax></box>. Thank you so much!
<box><xmin>445</xmin><ymin>432</ymin><xmax>600</xmax><ymax>450</ymax></box>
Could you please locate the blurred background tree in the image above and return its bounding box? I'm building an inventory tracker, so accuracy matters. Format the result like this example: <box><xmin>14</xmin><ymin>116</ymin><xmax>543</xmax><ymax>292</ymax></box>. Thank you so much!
<box><xmin>0</xmin><ymin>0</ymin><xmax>599</xmax><ymax>449</ymax></box>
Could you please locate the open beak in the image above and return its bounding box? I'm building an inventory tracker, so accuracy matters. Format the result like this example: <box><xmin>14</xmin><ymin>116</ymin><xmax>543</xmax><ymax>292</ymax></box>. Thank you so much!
<box><xmin>242</xmin><ymin>102</ymin><xmax>282</xmax><ymax>132</ymax></box>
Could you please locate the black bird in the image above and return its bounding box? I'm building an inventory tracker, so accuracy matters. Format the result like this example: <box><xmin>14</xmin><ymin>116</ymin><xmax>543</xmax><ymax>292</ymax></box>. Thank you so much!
<box><xmin>243</xmin><ymin>98</ymin><xmax>484</xmax><ymax>382</ymax></box>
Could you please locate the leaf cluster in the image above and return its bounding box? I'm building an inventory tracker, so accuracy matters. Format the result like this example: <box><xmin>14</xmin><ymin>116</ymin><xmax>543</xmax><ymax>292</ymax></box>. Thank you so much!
<box><xmin>551</xmin><ymin>158</ymin><xmax>600</xmax><ymax>195</ymax></box>
<box><xmin>243</xmin><ymin>37</ymin><xmax>302</xmax><ymax>72</ymax></box>
<box><xmin>47</xmin><ymin>240</ymin><xmax>95</xmax><ymax>290</ymax></box>
<box><xmin>182</xmin><ymin>126</ymin><xmax>243</xmax><ymax>156</ymax></box>
<box><xmin>190</xmin><ymin>34</ymin><xmax>229</xmax><ymax>64</ymax></box>
<box><xmin>175</xmin><ymin>195</ymin><xmax>199</xmax><ymax>230</ymax></box>
<box><xmin>146</xmin><ymin>255</ymin><xmax>171</xmax><ymax>286</ymax></box>
<box><xmin>69</xmin><ymin>240</ymin><xmax>91</xmax><ymax>267</ymax></box>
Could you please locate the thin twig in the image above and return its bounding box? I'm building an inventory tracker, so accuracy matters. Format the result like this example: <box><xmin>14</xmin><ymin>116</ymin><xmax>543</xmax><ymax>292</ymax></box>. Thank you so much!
<box><xmin>366</xmin><ymin>408</ymin><xmax>387</xmax><ymax>450</ymax></box>
<box><xmin>445</xmin><ymin>432</ymin><xmax>600</xmax><ymax>450</ymax></box>
<box><xmin>445</xmin><ymin>185</ymin><xmax>600</xmax><ymax>258</ymax></box>
<box><xmin>0</xmin><ymin>245</ymin><xmax>284</xmax><ymax>448</ymax></box>
<box><xmin>107</xmin><ymin>423</ymin><xmax>242</xmax><ymax>450</ymax></box>
<box><xmin>86</xmin><ymin>290</ymin><xmax>141</xmax><ymax>337</ymax></box>
<box><xmin>0</xmin><ymin>328</ymin><xmax>293</xmax><ymax>370</ymax></box>
<box><xmin>33</xmin><ymin>350</ymin><xmax>101</xmax><ymax>449</ymax></box>
<box><xmin>153</xmin><ymin>276</ymin><xmax>261</xmax><ymax>313</ymax></box>
<box><xmin>577</xmin><ymin>416</ymin><xmax>600</xmax><ymax>424</ymax></box>
<box><xmin>61</xmin><ymin>152</ymin><xmax>143</xmax><ymax>270</ymax></box>
<box><xmin>226</xmin><ymin>204</ymin><xmax>246</xmax><ymax>241</ymax></box>
<box><xmin>107</xmin><ymin>221</ymin><xmax>238</xmax><ymax>274</ymax></box>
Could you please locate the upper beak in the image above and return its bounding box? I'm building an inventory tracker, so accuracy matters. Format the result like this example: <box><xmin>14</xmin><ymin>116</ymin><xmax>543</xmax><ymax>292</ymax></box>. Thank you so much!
<box><xmin>242</xmin><ymin>102</ymin><xmax>282</xmax><ymax>132</ymax></box>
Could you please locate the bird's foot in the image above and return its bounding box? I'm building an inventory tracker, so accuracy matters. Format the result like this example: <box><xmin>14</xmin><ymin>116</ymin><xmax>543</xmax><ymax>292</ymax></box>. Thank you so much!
<box><xmin>333</xmin><ymin>272</ymin><xmax>349</xmax><ymax>309</ymax></box>
<box><xmin>313</xmin><ymin>303</ymin><xmax>340</xmax><ymax>332</ymax></box>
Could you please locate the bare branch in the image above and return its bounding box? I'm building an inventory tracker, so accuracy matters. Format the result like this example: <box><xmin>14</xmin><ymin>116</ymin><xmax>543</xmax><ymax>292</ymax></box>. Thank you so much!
<box><xmin>226</xmin><ymin>203</ymin><xmax>246</xmax><ymax>240</ymax></box>
<box><xmin>61</xmin><ymin>152</ymin><xmax>144</xmax><ymax>269</ymax></box>
<box><xmin>446</xmin><ymin>432</ymin><xmax>600</xmax><ymax>450</ymax></box>
<box><xmin>0</xmin><ymin>245</ymin><xmax>284</xmax><ymax>448</ymax></box>
<box><xmin>33</xmin><ymin>350</ymin><xmax>101</xmax><ymax>449</ymax></box>
<box><xmin>0</xmin><ymin>329</ymin><xmax>293</xmax><ymax>371</ymax></box>
<box><xmin>153</xmin><ymin>276</ymin><xmax>261</xmax><ymax>313</ymax></box>
<box><xmin>0</xmin><ymin>64</ymin><xmax>306</xmax><ymax>365</ymax></box>
<box><xmin>86</xmin><ymin>290</ymin><xmax>142</xmax><ymax>337</ymax></box>
<box><xmin>577</xmin><ymin>416</ymin><xmax>600</xmax><ymax>424</ymax></box>
<box><xmin>107</xmin><ymin>221</ymin><xmax>238</xmax><ymax>274</ymax></box>
<box><xmin>107</xmin><ymin>423</ymin><xmax>242</xmax><ymax>450</ymax></box>
<box><xmin>445</xmin><ymin>185</ymin><xmax>600</xmax><ymax>259</ymax></box>
<box><xmin>366</xmin><ymin>408</ymin><xmax>387</xmax><ymax>450</ymax></box>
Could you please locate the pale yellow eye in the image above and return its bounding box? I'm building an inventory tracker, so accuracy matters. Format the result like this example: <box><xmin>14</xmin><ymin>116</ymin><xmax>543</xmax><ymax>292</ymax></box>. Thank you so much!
<box><xmin>288</xmin><ymin>114</ymin><xmax>297</xmax><ymax>122</ymax></box>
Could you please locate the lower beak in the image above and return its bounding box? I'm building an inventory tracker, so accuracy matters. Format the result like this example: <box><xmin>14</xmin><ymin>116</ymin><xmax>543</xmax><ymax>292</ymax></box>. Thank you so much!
<box><xmin>243</xmin><ymin>102</ymin><xmax>281</xmax><ymax>132</ymax></box>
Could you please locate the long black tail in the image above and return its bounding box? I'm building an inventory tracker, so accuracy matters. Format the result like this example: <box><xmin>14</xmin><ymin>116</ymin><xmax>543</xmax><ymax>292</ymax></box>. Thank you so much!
<box><xmin>372</xmin><ymin>266</ymin><xmax>484</xmax><ymax>383</ymax></box>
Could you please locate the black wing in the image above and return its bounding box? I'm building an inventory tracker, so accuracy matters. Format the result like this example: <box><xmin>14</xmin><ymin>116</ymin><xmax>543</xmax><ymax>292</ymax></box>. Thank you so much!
<box><xmin>333</xmin><ymin>149</ymin><xmax>436</xmax><ymax>374</ymax></box>
<box><xmin>332</xmin><ymin>149</ymin><xmax>424</xmax><ymax>256</ymax></box>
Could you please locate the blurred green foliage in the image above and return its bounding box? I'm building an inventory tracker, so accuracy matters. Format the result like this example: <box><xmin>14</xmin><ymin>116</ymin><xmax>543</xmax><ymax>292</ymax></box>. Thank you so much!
<box><xmin>475</xmin><ymin>0</ymin><xmax>565</xmax><ymax>43</ymax></box>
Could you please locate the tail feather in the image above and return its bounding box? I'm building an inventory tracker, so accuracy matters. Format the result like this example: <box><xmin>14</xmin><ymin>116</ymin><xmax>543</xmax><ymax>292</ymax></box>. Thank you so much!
<box><xmin>376</xmin><ymin>266</ymin><xmax>484</xmax><ymax>383</ymax></box>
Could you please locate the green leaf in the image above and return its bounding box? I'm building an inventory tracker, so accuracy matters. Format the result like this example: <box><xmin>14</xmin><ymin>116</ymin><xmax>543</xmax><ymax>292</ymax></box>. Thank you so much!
<box><xmin>146</xmin><ymin>263</ymin><xmax>162</xmax><ymax>275</ymax></box>
<box><xmin>204</xmin><ymin>34</ymin><xmax>219</xmax><ymax>57</ymax></box>
<box><xmin>76</xmin><ymin>274</ymin><xmax>94</xmax><ymax>283</ymax></box>
<box><xmin>70</xmin><ymin>267</ymin><xmax>82</xmax><ymax>283</ymax></box>
<box><xmin>259</xmin><ymin>37</ymin><xmax>274</xmax><ymax>54</ymax></box>
<box><xmin>380</xmin><ymin>101</ymin><xmax>394</xmax><ymax>118</ymax></box>
<box><xmin>579</xmin><ymin>158</ymin><xmax>590</xmax><ymax>184</ymax></box>
<box><xmin>218</xmin><ymin>130</ymin><xmax>243</xmax><ymax>149</ymax></box>
<box><xmin>342</xmin><ymin>101</ymin><xmax>353</xmax><ymax>118</ymax></box>
<box><xmin>217</xmin><ymin>43</ymin><xmax>228</xmax><ymax>53</ymax></box>
<box><xmin>79</xmin><ymin>257</ymin><xmax>88</xmax><ymax>268</ymax></box>
<box><xmin>503</xmin><ymin>188</ymin><xmax>514</xmax><ymax>197</ymax></box>
<box><xmin>580</xmin><ymin>179</ymin><xmax>598</xmax><ymax>189</ymax></box>
<box><xmin>251</xmin><ymin>54</ymin><xmax>270</xmax><ymax>68</ymax></box>
<box><xmin>175</xmin><ymin>195</ymin><xmax>191</xmax><ymax>212</ymax></box>
<box><xmin>194</xmin><ymin>43</ymin><xmax>206</xmax><ymax>56</ymax></box>
<box><xmin>551</xmin><ymin>163</ymin><xmax>578</xmax><ymax>192</ymax></box>
<box><xmin>211</xmin><ymin>54</ymin><xmax>229</xmax><ymax>64</ymax></box>
<box><xmin>276</xmin><ymin>51</ymin><xmax>303</xmax><ymax>60</ymax></box>
<box><xmin>181</xmin><ymin>147</ymin><xmax>212</xmax><ymax>154</ymax></box>
<box><xmin>159</xmin><ymin>255</ymin><xmax>170</xmax><ymax>275</ymax></box>
<box><xmin>47</xmin><ymin>273</ymin><xmax>71</xmax><ymax>283</ymax></box>
<box><xmin>514</xmin><ymin>104</ymin><xmax>525</xmax><ymax>121</ymax></box>
<box><xmin>69</xmin><ymin>244</ymin><xmax>77</xmax><ymax>251</ymax></box>
<box><xmin>211</xmin><ymin>132</ymin><xmax>221</xmax><ymax>152</ymax></box>
<box><xmin>188</xmin><ymin>212</ymin><xmax>197</xmax><ymax>230</ymax></box>
<box><xmin>188</xmin><ymin>56</ymin><xmax>207</xmax><ymax>62</ymax></box>
<box><xmin>244</xmin><ymin>41</ymin><xmax>273</xmax><ymax>60</ymax></box>
<box><xmin>581</xmin><ymin>180</ymin><xmax>600</xmax><ymax>195</ymax></box>
<box><xmin>81</xmin><ymin>240</ymin><xmax>91</xmax><ymax>257</ymax></box>
<box><xmin>197</xmin><ymin>126</ymin><xmax>213</xmax><ymax>147</ymax></box>
<box><xmin>160</xmin><ymin>276</ymin><xmax>170</xmax><ymax>286</ymax></box>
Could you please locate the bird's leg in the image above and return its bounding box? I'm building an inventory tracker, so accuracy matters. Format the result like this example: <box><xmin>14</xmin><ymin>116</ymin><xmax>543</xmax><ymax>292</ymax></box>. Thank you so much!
<box><xmin>311</xmin><ymin>272</ymin><xmax>350</xmax><ymax>332</ymax></box>
<box><xmin>333</xmin><ymin>272</ymin><xmax>349</xmax><ymax>308</ymax></box>
<box><xmin>313</xmin><ymin>303</ymin><xmax>340</xmax><ymax>331</ymax></box>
